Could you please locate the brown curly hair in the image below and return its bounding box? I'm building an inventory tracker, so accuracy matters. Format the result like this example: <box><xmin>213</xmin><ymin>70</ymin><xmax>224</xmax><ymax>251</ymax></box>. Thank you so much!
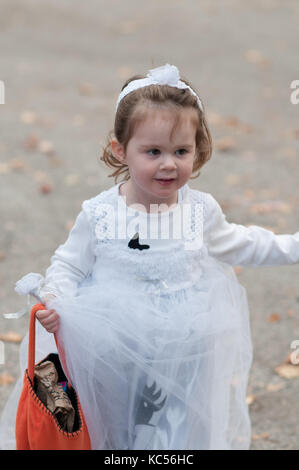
<box><xmin>99</xmin><ymin>73</ymin><xmax>212</xmax><ymax>184</ymax></box>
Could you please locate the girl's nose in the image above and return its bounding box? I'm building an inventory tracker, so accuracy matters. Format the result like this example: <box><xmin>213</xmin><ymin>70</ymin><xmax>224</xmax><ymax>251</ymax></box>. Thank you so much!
<box><xmin>159</xmin><ymin>154</ymin><xmax>177</xmax><ymax>169</ymax></box>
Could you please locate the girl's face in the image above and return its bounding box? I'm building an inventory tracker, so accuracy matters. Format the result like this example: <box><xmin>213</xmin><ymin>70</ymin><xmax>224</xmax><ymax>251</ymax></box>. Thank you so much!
<box><xmin>112</xmin><ymin>105</ymin><xmax>198</xmax><ymax>209</ymax></box>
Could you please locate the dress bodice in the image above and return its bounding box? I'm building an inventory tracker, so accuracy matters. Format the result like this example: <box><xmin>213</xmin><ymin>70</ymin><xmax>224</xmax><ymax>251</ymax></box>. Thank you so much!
<box><xmin>81</xmin><ymin>182</ymin><xmax>206</xmax><ymax>295</ymax></box>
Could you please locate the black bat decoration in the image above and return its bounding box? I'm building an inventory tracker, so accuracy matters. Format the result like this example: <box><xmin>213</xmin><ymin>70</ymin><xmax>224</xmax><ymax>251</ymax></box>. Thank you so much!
<box><xmin>128</xmin><ymin>232</ymin><xmax>150</xmax><ymax>251</ymax></box>
<box><xmin>135</xmin><ymin>380</ymin><xmax>167</xmax><ymax>426</ymax></box>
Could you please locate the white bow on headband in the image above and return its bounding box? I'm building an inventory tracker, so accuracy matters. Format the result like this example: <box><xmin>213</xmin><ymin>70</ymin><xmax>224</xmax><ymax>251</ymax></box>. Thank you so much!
<box><xmin>115</xmin><ymin>63</ymin><xmax>203</xmax><ymax>112</ymax></box>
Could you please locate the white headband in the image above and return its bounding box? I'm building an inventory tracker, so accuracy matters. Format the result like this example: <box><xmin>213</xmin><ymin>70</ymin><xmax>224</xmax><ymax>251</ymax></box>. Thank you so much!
<box><xmin>115</xmin><ymin>63</ymin><xmax>203</xmax><ymax>112</ymax></box>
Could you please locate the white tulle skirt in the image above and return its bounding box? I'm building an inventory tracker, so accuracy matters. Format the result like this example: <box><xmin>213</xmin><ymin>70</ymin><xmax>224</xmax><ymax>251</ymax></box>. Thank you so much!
<box><xmin>0</xmin><ymin>256</ymin><xmax>253</xmax><ymax>450</ymax></box>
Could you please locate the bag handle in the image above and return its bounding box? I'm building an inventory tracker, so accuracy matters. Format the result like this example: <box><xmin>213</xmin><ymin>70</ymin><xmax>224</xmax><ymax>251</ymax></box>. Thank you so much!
<box><xmin>29</xmin><ymin>303</ymin><xmax>72</xmax><ymax>389</ymax></box>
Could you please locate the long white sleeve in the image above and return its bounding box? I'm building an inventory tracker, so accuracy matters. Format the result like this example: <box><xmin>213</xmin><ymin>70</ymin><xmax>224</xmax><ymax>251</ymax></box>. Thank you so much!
<box><xmin>204</xmin><ymin>193</ymin><xmax>299</xmax><ymax>267</ymax></box>
<box><xmin>39</xmin><ymin>210</ymin><xmax>96</xmax><ymax>300</ymax></box>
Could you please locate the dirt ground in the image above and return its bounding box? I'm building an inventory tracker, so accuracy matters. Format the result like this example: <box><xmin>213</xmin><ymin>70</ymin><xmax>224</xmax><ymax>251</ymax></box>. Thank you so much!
<box><xmin>1</xmin><ymin>0</ymin><xmax>299</xmax><ymax>450</ymax></box>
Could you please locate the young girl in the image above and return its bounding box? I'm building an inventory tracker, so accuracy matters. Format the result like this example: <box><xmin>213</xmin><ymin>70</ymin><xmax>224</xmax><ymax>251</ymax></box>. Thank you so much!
<box><xmin>1</xmin><ymin>63</ymin><xmax>299</xmax><ymax>450</ymax></box>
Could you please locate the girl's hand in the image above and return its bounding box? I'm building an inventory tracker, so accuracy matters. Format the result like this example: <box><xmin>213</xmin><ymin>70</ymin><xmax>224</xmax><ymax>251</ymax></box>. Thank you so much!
<box><xmin>36</xmin><ymin>294</ymin><xmax>59</xmax><ymax>333</ymax></box>
<box><xmin>36</xmin><ymin>308</ymin><xmax>59</xmax><ymax>333</ymax></box>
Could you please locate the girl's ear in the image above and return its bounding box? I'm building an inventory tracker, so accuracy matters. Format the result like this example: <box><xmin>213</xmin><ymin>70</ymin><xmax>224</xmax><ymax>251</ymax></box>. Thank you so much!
<box><xmin>111</xmin><ymin>138</ymin><xmax>126</xmax><ymax>163</ymax></box>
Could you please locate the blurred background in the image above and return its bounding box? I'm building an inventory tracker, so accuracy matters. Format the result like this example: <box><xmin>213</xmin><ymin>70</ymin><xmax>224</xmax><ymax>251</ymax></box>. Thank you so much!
<box><xmin>0</xmin><ymin>0</ymin><xmax>299</xmax><ymax>449</ymax></box>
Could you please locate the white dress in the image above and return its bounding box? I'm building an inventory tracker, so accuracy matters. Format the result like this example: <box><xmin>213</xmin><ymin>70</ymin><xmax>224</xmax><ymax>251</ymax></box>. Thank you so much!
<box><xmin>1</xmin><ymin>182</ymin><xmax>299</xmax><ymax>450</ymax></box>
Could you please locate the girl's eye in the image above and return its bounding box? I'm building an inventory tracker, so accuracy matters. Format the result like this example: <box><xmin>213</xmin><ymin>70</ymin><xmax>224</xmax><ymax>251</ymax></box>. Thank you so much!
<box><xmin>147</xmin><ymin>149</ymin><xmax>188</xmax><ymax>156</ymax></box>
<box><xmin>176</xmin><ymin>149</ymin><xmax>187</xmax><ymax>156</ymax></box>
<box><xmin>147</xmin><ymin>149</ymin><xmax>160</xmax><ymax>156</ymax></box>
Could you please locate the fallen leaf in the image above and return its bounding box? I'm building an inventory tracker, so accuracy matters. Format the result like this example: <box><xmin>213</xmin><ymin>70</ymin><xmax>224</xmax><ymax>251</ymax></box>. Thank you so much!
<box><xmin>283</xmin><ymin>128</ymin><xmax>299</xmax><ymax>140</ymax></box>
<box><xmin>286</xmin><ymin>309</ymin><xmax>295</xmax><ymax>317</ymax></box>
<box><xmin>20</xmin><ymin>111</ymin><xmax>38</xmax><ymax>124</ymax></box>
<box><xmin>64</xmin><ymin>174</ymin><xmax>80</xmax><ymax>187</ymax></box>
<box><xmin>23</xmin><ymin>134</ymin><xmax>39</xmax><ymax>151</ymax></box>
<box><xmin>245</xmin><ymin>49</ymin><xmax>270</xmax><ymax>67</ymax></box>
<box><xmin>215</xmin><ymin>136</ymin><xmax>237</xmax><ymax>152</ymax></box>
<box><xmin>266</xmin><ymin>382</ymin><xmax>285</xmax><ymax>392</ymax></box>
<box><xmin>38</xmin><ymin>140</ymin><xmax>55</xmax><ymax>156</ymax></box>
<box><xmin>39</xmin><ymin>182</ymin><xmax>53</xmax><ymax>194</ymax></box>
<box><xmin>118</xmin><ymin>20</ymin><xmax>142</xmax><ymax>34</ymax></box>
<box><xmin>0</xmin><ymin>251</ymin><xmax>6</xmax><ymax>261</ymax></box>
<box><xmin>281</xmin><ymin>148</ymin><xmax>296</xmax><ymax>159</ymax></box>
<box><xmin>0</xmin><ymin>331</ymin><xmax>23</xmax><ymax>343</ymax></box>
<box><xmin>0</xmin><ymin>372</ymin><xmax>15</xmax><ymax>386</ymax></box>
<box><xmin>207</xmin><ymin>112</ymin><xmax>223</xmax><ymax>126</ymax></box>
<box><xmin>222</xmin><ymin>116</ymin><xmax>253</xmax><ymax>133</ymax></box>
<box><xmin>222</xmin><ymin>116</ymin><xmax>240</xmax><ymax>127</ymax></box>
<box><xmin>267</xmin><ymin>312</ymin><xmax>281</xmax><ymax>323</ymax></box>
<box><xmin>10</xmin><ymin>158</ymin><xmax>26</xmax><ymax>171</ymax></box>
<box><xmin>251</xmin><ymin>432</ymin><xmax>269</xmax><ymax>441</ymax></box>
<box><xmin>78</xmin><ymin>82</ymin><xmax>95</xmax><ymax>96</ymax></box>
<box><xmin>274</xmin><ymin>363</ymin><xmax>299</xmax><ymax>379</ymax></box>
<box><xmin>0</xmin><ymin>163</ymin><xmax>10</xmax><ymax>175</ymax></box>
<box><xmin>246</xmin><ymin>394</ymin><xmax>256</xmax><ymax>405</ymax></box>
<box><xmin>207</xmin><ymin>112</ymin><xmax>253</xmax><ymax>133</ymax></box>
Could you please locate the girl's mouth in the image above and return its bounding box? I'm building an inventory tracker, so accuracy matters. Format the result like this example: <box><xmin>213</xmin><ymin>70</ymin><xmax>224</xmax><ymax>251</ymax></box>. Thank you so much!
<box><xmin>155</xmin><ymin>179</ymin><xmax>176</xmax><ymax>185</ymax></box>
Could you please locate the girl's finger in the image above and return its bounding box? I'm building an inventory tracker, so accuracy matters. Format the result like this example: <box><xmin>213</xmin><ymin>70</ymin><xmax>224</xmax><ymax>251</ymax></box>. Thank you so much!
<box><xmin>36</xmin><ymin>309</ymin><xmax>51</xmax><ymax>319</ymax></box>
<box><xmin>45</xmin><ymin>312</ymin><xmax>59</xmax><ymax>322</ymax></box>
<box><xmin>44</xmin><ymin>318</ymin><xmax>59</xmax><ymax>331</ymax></box>
<box><xmin>46</xmin><ymin>324</ymin><xmax>59</xmax><ymax>333</ymax></box>
<box><xmin>37</xmin><ymin>311</ymin><xmax>58</xmax><ymax>322</ymax></box>
<box><xmin>43</xmin><ymin>316</ymin><xmax>59</xmax><ymax>327</ymax></box>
